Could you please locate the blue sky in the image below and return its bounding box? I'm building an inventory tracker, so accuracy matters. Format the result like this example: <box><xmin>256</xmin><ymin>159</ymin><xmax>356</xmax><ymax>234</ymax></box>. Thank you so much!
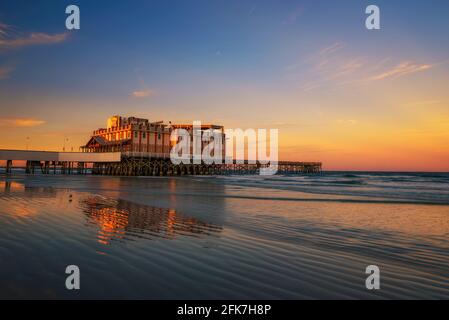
<box><xmin>2</xmin><ymin>0</ymin><xmax>447</xmax><ymax>98</ymax></box>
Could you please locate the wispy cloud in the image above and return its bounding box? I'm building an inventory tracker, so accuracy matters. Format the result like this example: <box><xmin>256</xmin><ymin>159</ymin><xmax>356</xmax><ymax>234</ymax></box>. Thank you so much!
<box><xmin>292</xmin><ymin>42</ymin><xmax>367</xmax><ymax>92</ymax></box>
<box><xmin>0</xmin><ymin>32</ymin><xmax>69</xmax><ymax>49</ymax></box>
<box><xmin>285</xmin><ymin>42</ymin><xmax>346</xmax><ymax>72</ymax></box>
<box><xmin>0</xmin><ymin>23</ymin><xmax>67</xmax><ymax>79</ymax></box>
<box><xmin>0</xmin><ymin>22</ymin><xmax>12</xmax><ymax>37</ymax></box>
<box><xmin>131</xmin><ymin>89</ymin><xmax>156</xmax><ymax>98</ymax></box>
<box><xmin>299</xmin><ymin>81</ymin><xmax>322</xmax><ymax>92</ymax></box>
<box><xmin>370</xmin><ymin>61</ymin><xmax>432</xmax><ymax>80</ymax></box>
<box><xmin>288</xmin><ymin>41</ymin><xmax>436</xmax><ymax>92</ymax></box>
<box><xmin>319</xmin><ymin>42</ymin><xmax>345</xmax><ymax>56</ymax></box>
<box><xmin>0</xmin><ymin>117</ymin><xmax>46</xmax><ymax>128</ymax></box>
<box><xmin>0</xmin><ymin>20</ymin><xmax>69</xmax><ymax>50</ymax></box>
<box><xmin>329</xmin><ymin>58</ymin><xmax>365</xmax><ymax>79</ymax></box>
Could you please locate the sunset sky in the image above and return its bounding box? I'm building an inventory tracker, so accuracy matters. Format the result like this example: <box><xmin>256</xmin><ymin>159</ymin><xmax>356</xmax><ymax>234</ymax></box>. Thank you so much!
<box><xmin>1</xmin><ymin>0</ymin><xmax>448</xmax><ymax>171</ymax></box>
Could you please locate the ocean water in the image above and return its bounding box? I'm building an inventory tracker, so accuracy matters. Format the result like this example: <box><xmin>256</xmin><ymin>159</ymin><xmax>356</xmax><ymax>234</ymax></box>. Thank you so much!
<box><xmin>0</xmin><ymin>172</ymin><xmax>448</xmax><ymax>299</ymax></box>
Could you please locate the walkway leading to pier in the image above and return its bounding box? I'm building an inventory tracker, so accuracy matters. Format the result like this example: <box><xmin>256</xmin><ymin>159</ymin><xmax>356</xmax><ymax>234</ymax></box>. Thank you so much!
<box><xmin>0</xmin><ymin>149</ymin><xmax>120</xmax><ymax>174</ymax></box>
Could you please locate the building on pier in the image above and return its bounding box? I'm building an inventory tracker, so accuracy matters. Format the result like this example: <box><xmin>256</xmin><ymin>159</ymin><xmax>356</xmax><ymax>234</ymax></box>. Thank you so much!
<box><xmin>170</xmin><ymin>123</ymin><xmax>226</xmax><ymax>159</ymax></box>
<box><xmin>80</xmin><ymin>115</ymin><xmax>225</xmax><ymax>157</ymax></box>
<box><xmin>80</xmin><ymin>115</ymin><xmax>172</xmax><ymax>154</ymax></box>
<box><xmin>0</xmin><ymin>115</ymin><xmax>322</xmax><ymax>176</ymax></box>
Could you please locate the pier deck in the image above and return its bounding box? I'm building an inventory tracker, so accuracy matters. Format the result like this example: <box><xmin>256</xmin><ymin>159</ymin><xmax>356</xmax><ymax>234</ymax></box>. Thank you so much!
<box><xmin>0</xmin><ymin>149</ymin><xmax>322</xmax><ymax>175</ymax></box>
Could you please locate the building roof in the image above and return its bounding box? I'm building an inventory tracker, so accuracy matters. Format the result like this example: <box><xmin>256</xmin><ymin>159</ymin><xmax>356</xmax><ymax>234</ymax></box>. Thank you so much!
<box><xmin>82</xmin><ymin>136</ymin><xmax>131</xmax><ymax>148</ymax></box>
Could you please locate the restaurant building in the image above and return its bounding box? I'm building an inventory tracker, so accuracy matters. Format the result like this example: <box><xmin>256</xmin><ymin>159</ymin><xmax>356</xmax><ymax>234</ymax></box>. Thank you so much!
<box><xmin>81</xmin><ymin>115</ymin><xmax>225</xmax><ymax>157</ymax></box>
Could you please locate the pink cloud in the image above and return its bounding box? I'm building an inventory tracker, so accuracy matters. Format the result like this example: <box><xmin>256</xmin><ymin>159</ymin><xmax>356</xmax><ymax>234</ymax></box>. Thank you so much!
<box><xmin>0</xmin><ymin>117</ymin><xmax>46</xmax><ymax>128</ymax></box>
<box><xmin>371</xmin><ymin>61</ymin><xmax>432</xmax><ymax>80</ymax></box>
<box><xmin>131</xmin><ymin>89</ymin><xmax>156</xmax><ymax>98</ymax></box>
<box><xmin>0</xmin><ymin>32</ymin><xmax>69</xmax><ymax>49</ymax></box>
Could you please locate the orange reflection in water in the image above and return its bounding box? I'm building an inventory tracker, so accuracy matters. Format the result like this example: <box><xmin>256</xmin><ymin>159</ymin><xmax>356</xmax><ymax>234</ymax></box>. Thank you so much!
<box><xmin>0</xmin><ymin>181</ymin><xmax>41</xmax><ymax>218</ymax></box>
<box><xmin>82</xmin><ymin>196</ymin><xmax>222</xmax><ymax>245</ymax></box>
<box><xmin>0</xmin><ymin>181</ymin><xmax>25</xmax><ymax>193</ymax></box>
<box><xmin>4</xmin><ymin>203</ymin><xmax>39</xmax><ymax>219</ymax></box>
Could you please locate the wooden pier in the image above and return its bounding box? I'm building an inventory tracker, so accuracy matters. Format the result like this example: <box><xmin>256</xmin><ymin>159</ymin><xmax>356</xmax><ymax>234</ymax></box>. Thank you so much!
<box><xmin>92</xmin><ymin>157</ymin><xmax>322</xmax><ymax>176</ymax></box>
<box><xmin>0</xmin><ymin>149</ymin><xmax>321</xmax><ymax>176</ymax></box>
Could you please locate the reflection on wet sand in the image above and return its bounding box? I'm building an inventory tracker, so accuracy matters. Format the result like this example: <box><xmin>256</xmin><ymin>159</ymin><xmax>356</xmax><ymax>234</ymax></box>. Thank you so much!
<box><xmin>0</xmin><ymin>181</ymin><xmax>25</xmax><ymax>193</ymax></box>
<box><xmin>0</xmin><ymin>179</ymin><xmax>223</xmax><ymax>246</ymax></box>
<box><xmin>1</xmin><ymin>175</ymin><xmax>449</xmax><ymax>299</ymax></box>
<box><xmin>1</xmin><ymin>180</ymin><xmax>59</xmax><ymax>199</ymax></box>
<box><xmin>80</xmin><ymin>196</ymin><xmax>223</xmax><ymax>245</ymax></box>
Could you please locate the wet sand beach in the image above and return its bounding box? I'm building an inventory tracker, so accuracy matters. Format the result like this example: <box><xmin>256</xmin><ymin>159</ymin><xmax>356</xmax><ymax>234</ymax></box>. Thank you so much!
<box><xmin>0</xmin><ymin>173</ymin><xmax>448</xmax><ymax>299</ymax></box>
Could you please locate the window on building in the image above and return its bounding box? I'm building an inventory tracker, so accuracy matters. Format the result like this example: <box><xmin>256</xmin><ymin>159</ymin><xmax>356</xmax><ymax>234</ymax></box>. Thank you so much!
<box><xmin>158</xmin><ymin>133</ymin><xmax>161</xmax><ymax>140</ymax></box>
<box><xmin>134</xmin><ymin>132</ymin><xmax>138</xmax><ymax>138</ymax></box>
<box><xmin>143</xmin><ymin>132</ymin><xmax>146</xmax><ymax>139</ymax></box>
